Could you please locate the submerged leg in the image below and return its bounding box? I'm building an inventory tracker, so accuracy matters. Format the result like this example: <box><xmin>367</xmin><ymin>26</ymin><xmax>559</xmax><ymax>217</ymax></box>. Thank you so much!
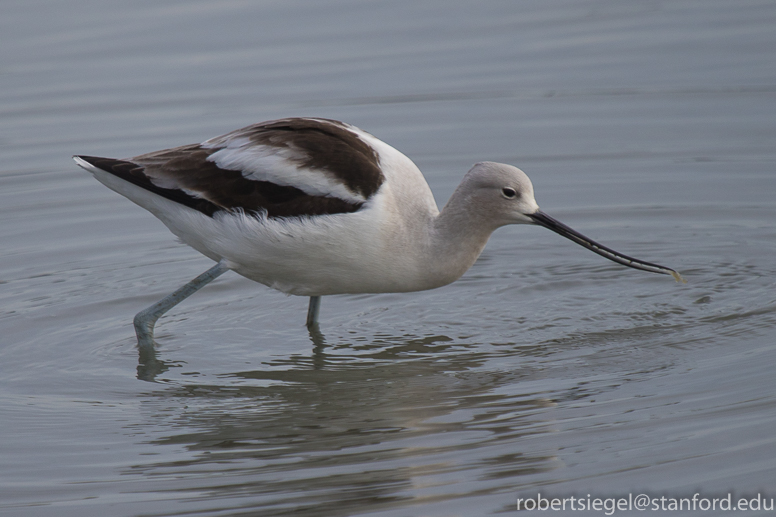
<box><xmin>134</xmin><ymin>260</ymin><xmax>230</xmax><ymax>349</ymax></box>
<box><xmin>306</xmin><ymin>295</ymin><xmax>321</xmax><ymax>329</ymax></box>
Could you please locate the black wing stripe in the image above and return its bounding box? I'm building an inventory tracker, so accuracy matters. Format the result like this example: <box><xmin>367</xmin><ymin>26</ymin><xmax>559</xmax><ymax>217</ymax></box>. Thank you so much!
<box><xmin>77</xmin><ymin>155</ymin><xmax>223</xmax><ymax>216</ymax></box>
<box><xmin>76</xmin><ymin>154</ymin><xmax>365</xmax><ymax>219</ymax></box>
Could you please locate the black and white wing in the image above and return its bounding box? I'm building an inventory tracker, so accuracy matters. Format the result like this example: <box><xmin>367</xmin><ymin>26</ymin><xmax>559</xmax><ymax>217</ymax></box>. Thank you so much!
<box><xmin>75</xmin><ymin>118</ymin><xmax>386</xmax><ymax>219</ymax></box>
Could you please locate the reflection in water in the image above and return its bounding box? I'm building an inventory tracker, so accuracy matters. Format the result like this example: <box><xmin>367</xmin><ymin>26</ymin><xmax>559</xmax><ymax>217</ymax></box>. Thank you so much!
<box><xmin>137</xmin><ymin>346</ymin><xmax>175</xmax><ymax>382</ymax></box>
<box><xmin>136</xmin><ymin>322</ymin><xmax>330</xmax><ymax>382</ymax></box>
<box><xmin>128</xmin><ymin>332</ymin><xmax>559</xmax><ymax>514</ymax></box>
<box><xmin>309</xmin><ymin>322</ymin><xmax>328</xmax><ymax>370</ymax></box>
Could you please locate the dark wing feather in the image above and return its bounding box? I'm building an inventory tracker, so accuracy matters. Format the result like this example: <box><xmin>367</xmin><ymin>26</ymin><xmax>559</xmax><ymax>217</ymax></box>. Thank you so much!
<box><xmin>226</xmin><ymin>118</ymin><xmax>384</xmax><ymax>199</ymax></box>
<box><xmin>76</xmin><ymin>119</ymin><xmax>385</xmax><ymax>219</ymax></box>
<box><xmin>76</xmin><ymin>152</ymin><xmax>223</xmax><ymax>216</ymax></box>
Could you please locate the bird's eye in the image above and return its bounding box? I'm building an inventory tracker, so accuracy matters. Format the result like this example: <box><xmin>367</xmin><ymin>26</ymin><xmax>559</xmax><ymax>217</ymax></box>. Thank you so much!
<box><xmin>501</xmin><ymin>187</ymin><xmax>518</xmax><ymax>199</ymax></box>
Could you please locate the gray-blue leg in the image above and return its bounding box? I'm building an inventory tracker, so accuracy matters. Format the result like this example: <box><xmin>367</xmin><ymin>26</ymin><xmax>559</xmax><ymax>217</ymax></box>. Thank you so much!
<box><xmin>134</xmin><ymin>260</ymin><xmax>230</xmax><ymax>349</ymax></box>
<box><xmin>306</xmin><ymin>296</ymin><xmax>321</xmax><ymax>328</ymax></box>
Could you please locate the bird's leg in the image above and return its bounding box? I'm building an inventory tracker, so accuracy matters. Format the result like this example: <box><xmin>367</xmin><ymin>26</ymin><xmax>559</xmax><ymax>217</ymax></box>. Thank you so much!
<box><xmin>306</xmin><ymin>296</ymin><xmax>321</xmax><ymax>329</ymax></box>
<box><xmin>134</xmin><ymin>260</ymin><xmax>230</xmax><ymax>350</ymax></box>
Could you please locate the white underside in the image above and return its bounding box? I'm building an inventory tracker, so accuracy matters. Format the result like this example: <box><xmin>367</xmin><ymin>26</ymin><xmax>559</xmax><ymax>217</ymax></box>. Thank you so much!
<box><xmin>80</xmin><ymin>148</ymin><xmax>452</xmax><ymax>296</ymax></box>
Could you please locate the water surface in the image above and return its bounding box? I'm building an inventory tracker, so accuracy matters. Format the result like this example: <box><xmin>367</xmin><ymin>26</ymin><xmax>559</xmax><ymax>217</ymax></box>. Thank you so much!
<box><xmin>1</xmin><ymin>0</ymin><xmax>775</xmax><ymax>515</ymax></box>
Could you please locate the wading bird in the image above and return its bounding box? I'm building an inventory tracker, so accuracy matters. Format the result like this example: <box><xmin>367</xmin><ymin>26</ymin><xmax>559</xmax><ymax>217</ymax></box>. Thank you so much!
<box><xmin>74</xmin><ymin>118</ymin><xmax>683</xmax><ymax>349</ymax></box>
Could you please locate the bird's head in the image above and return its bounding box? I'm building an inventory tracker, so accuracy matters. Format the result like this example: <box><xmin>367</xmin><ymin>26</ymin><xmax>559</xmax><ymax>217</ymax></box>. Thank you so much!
<box><xmin>460</xmin><ymin>161</ymin><xmax>685</xmax><ymax>282</ymax></box>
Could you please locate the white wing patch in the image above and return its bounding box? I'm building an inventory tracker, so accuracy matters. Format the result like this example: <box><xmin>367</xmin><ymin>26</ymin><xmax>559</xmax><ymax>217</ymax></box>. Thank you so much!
<box><xmin>203</xmin><ymin>136</ymin><xmax>367</xmax><ymax>204</ymax></box>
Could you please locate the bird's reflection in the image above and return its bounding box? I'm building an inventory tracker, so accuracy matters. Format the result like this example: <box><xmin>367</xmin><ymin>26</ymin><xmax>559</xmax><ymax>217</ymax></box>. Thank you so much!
<box><xmin>135</xmin><ymin>322</ymin><xmax>329</xmax><ymax>382</ymax></box>
<box><xmin>136</xmin><ymin>343</ymin><xmax>175</xmax><ymax>382</ymax></box>
<box><xmin>307</xmin><ymin>321</ymin><xmax>328</xmax><ymax>370</ymax></box>
<box><xmin>127</xmin><ymin>329</ymin><xmax>560</xmax><ymax>514</ymax></box>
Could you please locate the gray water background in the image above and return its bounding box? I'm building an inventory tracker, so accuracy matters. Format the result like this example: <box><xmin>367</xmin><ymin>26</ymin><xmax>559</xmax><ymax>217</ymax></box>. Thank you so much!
<box><xmin>1</xmin><ymin>0</ymin><xmax>775</xmax><ymax>515</ymax></box>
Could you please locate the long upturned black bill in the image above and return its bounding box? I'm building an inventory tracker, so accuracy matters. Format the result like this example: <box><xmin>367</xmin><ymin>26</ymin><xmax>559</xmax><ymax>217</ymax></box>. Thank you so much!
<box><xmin>528</xmin><ymin>211</ymin><xmax>685</xmax><ymax>283</ymax></box>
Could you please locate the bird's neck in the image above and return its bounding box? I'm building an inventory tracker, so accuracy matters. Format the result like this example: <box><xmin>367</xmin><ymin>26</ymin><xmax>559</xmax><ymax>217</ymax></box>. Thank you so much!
<box><xmin>424</xmin><ymin>189</ymin><xmax>497</xmax><ymax>288</ymax></box>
